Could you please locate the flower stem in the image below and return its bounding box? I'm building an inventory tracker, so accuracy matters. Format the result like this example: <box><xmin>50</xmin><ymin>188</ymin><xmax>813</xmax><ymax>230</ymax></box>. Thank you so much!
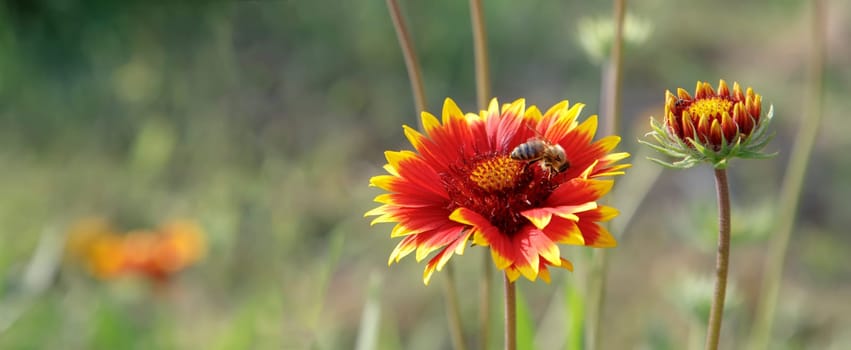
<box><xmin>584</xmin><ymin>249</ymin><xmax>609</xmax><ymax>350</ymax></box>
<box><xmin>705</xmin><ymin>168</ymin><xmax>731</xmax><ymax>350</ymax></box>
<box><xmin>385</xmin><ymin>0</ymin><xmax>427</xmax><ymax>116</ymax></box>
<box><xmin>469</xmin><ymin>0</ymin><xmax>491</xmax><ymax>109</ymax></box>
<box><xmin>586</xmin><ymin>1</ymin><xmax>626</xmax><ymax>349</ymax></box>
<box><xmin>601</xmin><ymin>0</ymin><xmax>627</xmax><ymax>137</ymax></box>
<box><xmin>468</xmin><ymin>1</ymin><xmax>492</xmax><ymax>349</ymax></box>
<box><xmin>444</xmin><ymin>265</ymin><xmax>469</xmax><ymax>350</ymax></box>
<box><xmin>503</xmin><ymin>272</ymin><xmax>516</xmax><ymax>350</ymax></box>
<box><xmin>748</xmin><ymin>1</ymin><xmax>826</xmax><ymax>349</ymax></box>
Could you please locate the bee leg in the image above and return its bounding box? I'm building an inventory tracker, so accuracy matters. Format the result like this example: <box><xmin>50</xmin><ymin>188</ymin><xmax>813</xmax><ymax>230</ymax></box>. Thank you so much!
<box><xmin>544</xmin><ymin>164</ymin><xmax>557</xmax><ymax>180</ymax></box>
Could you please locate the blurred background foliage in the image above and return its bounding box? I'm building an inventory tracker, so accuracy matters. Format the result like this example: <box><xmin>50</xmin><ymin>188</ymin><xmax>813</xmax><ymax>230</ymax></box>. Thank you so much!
<box><xmin>0</xmin><ymin>0</ymin><xmax>849</xmax><ymax>349</ymax></box>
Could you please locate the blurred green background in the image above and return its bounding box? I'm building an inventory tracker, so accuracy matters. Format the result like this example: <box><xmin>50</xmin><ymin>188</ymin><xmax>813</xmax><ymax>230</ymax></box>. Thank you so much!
<box><xmin>1</xmin><ymin>0</ymin><xmax>849</xmax><ymax>349</ymax></box>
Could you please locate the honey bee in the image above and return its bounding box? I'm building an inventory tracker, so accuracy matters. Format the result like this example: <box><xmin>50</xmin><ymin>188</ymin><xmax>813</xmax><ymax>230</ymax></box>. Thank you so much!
<box><xmin>673</xmin><ymin>97</ymin><xmax>690</xmax><ymax>114</ymax></box>
<box><xmin>510</xmin><ymin>137</ymin><xmax>570</xmax><ymax>176</ymax></box>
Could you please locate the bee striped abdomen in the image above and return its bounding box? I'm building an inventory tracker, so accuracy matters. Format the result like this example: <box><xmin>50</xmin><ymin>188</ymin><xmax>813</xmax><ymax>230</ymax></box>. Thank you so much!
<box><xmin>510</xmin><ymin>140</ymin><xmax>546</xmax><ymax>160</ymax></box>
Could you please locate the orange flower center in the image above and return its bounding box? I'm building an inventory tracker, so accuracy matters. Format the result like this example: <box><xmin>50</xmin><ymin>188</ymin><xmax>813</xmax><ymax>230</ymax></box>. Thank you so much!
<box><xmin>442</xmin><ymin>153</ymin><xmax>556</xmax><ymax>236</ymax></box>
<box><xmin>469</xmin><ymin>156</ymin><xmax>522</xmax><ymax>192</ymax></box>
<box><xmin>688</xmin><ymin>97</ymin><xmax>732</xmax><ymax>118</ymax></box>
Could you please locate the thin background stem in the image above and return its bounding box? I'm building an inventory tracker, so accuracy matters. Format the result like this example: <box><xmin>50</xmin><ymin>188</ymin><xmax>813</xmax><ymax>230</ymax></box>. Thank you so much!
<box><xmin>468</xmin><ymin>0</ymin><xmax>493</xmax><ymax>349</ymax></box>
<box><xmin>747</xmin><ymin>0</ymin><xmax>826</xmax><ymax>349</ymax></box>
<box><xmin>504</xmin><ymin>273</ymin><xmax>517</xmax><ymax>350</ymax></box>
<box><xmin>386</xmin><ymin>0</ymin><xmax>427</xmax><ymax>117</ymax></box>
<box><xmin>470</xmin><ymin>0</ymin><xmax>491</xmax><ymax>109</ymax></box>
<box><xmin>585</xmin><ymin>0</ymin><xmax>626</xmax><ymax>349</ymax></box>
<box><xmin>385</xmin><ymin>2</ymin><xmax>467</xmax><ymax>349</ymax></box>
<box><xmin>600</xmin><ymin>0</ymin><xmax>626</xmax><ymax>137</ymax></box>
<box><xmin>705</xmin><ymin>168</ymin><xmax>731</xmax><ymax>350</ymax></box>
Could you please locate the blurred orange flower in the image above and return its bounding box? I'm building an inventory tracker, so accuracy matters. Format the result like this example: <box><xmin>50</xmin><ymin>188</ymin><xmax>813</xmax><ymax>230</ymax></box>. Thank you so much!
<box><xmin>66</xmin><ymin>218</ymin><xmax>206</xmax><ymax>282</ymax></box>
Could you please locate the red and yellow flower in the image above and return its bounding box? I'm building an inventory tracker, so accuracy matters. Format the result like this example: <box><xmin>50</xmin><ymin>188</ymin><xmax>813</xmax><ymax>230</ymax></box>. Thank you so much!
<box><xmin>366</xmin><ymin>98</ymin><xmax>630</xmax><ymax>284</ymax></box>
<box><xmin>643</xmin><ymin>80</ymin><xmax>774</xmax><ymax>169</ymax></box>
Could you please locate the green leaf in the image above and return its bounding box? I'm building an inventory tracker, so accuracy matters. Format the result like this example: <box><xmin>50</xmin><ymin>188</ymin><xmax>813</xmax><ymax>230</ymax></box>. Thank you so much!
<box><xmin>355</xmin><ymin>272</ymin><xmax>383</xmax><ymax>350</ymax></box>
<box><xmin>516</xmin><ymin>288</ymin><xmax>537</xmax><ymax>350</ymax></box>
<box><xmin>565</xmin><ymin>282</ymin><xmax>585</xmax><ymax>350</ymax></box>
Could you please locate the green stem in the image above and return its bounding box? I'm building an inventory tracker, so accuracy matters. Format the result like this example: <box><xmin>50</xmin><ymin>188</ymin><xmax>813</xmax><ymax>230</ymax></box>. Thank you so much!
<box><xmin>469</xmin><ymin>0</ymin><xmax>491</xmax><ymax>109</ymax></box>
<box><xmin>469</xmin><ymin>1</ymin><xmax>492</xmax><ymax>349</ymax></box>
<box><xmin>584</xmin><ymin>249</ymin><xmax>608</xmax><ymax>350</ymax></box>
<box><xmin>705</xmin><ymin>168</ymin><xmax>731</xmax><ymax>350</ymax></box>
<box><xmin>601</xmin><ymin>0</ymin><xmax>626</xmax><ymax>137</ymax></box>
<box><xmin>748</xmin><ymin>1</ymin><xmax>825</xmax><ymax>349</ymax></box>
<box><xmin>385</xmin><ymin>0</ymin><xmax>427</xmax><ymax>116</ymax></box>
<box><xmin>504</xmin><ymin>272</ymin><xmax>516</xmax><ymax>350</ymax></box>
<box><xmin>585</xmin><ymin>1</ymin><xmax>626</xmax><ymax>349</ymax></box>
<box><xmin>444</xmin><ymin>265</ymin><xmax>469</xmax><ymax>350</ymax></box>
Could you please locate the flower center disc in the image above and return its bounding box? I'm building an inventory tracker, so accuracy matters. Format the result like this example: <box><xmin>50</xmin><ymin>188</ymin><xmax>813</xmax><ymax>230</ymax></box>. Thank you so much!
<box><xmin>440</xmin><ymin>154</ymin><xmax>558</xmax><ymax>236</ymax></box>
<box><xmin>688</xmin><ymin>97</ymin><xmax>732</xmax><ymax>118</ymax></box>
<box><xmin>469</xmin><ymin>156</ymin><xmax>523</xmax><ymax>192</ymax></box>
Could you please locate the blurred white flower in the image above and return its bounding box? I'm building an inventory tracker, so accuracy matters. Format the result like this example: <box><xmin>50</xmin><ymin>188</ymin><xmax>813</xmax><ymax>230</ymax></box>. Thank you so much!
<box><xmin>577</xmin><ymin>13</ymin><xmax>653</xmax><ymax>64</ymax></box>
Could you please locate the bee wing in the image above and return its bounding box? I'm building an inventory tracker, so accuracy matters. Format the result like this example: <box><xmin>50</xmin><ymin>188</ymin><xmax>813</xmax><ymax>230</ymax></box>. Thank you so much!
<box><xmin>523</xmin><ymin>123</ymin><xmax>551</xmax><ymax>144</ymax></box>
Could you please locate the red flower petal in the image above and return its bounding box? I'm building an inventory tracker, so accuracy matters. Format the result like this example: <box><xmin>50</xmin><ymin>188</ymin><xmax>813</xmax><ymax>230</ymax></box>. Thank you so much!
<box><xmin>450</xmin><ymin>207</ymin><xmax>514</xmax><ymax>269</ymax></box>
<box><xmin>423</xmin><ymin>229</ymin><xmax>473</xmax><ymax>285</ymax></box>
